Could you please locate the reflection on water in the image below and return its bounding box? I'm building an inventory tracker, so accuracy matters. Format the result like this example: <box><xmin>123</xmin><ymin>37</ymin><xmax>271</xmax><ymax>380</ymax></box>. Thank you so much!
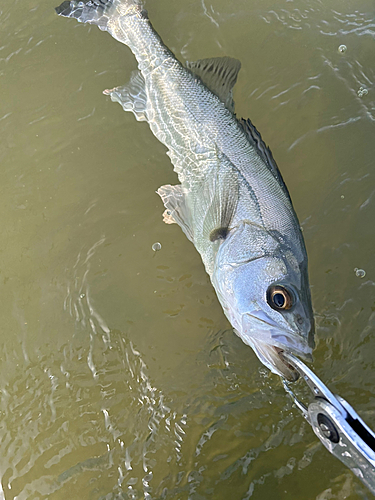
<box><xmin>0</xmin><ymin>0</ymin><xmax>374</xmax><ymax>498</ymax></box>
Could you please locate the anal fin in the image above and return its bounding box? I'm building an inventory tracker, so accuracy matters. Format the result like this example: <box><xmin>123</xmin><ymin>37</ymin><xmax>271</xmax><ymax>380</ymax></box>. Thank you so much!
<box><xmin>103</xmin><ymin>70</ymin><xmax>148</xmax><ymax>122</ymax></box>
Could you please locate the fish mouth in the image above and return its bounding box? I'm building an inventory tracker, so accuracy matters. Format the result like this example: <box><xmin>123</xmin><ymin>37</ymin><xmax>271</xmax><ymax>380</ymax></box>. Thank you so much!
<box><xmin>258</xmin><ymin>344</ymin><xmax>301</xmax><ymax>381</ymax></box>
<box><xmin>240</xmin><ymin>311</ymin><xmax>312</xmax><ymax>381</ymax></box>
<box><xmin>250</xmin><ymin>340</ymin><xmax>312</xmax><ymax>381</ymax></box>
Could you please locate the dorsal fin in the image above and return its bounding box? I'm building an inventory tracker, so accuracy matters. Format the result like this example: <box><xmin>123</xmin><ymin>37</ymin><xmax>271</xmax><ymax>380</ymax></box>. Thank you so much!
<box><xmin>239</xmin><ymin>118</ymin><xmax>291</xmax><ymax>200</ymax></box>
<box><xmin>186</xmin><ymin>57</ymin><xmax>241</xmax><ymax>113</ymax></box>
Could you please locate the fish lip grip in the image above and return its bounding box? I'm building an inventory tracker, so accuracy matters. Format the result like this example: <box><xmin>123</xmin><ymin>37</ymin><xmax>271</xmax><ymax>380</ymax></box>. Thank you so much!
<box><xmin>281</xmin><ymin>352</ymin><xmax>375</xmax><ymax>495</ymax></box>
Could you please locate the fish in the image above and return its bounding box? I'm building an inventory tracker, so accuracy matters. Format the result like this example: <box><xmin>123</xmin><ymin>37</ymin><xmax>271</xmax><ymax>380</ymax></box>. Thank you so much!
<box><xmin>55</xmin><ymin>0</ymin><xmax>315</xmax><ymax>381</ymax></box>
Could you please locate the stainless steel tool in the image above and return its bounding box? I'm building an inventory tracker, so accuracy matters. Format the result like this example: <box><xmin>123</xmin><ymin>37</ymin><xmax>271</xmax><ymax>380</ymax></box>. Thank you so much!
<box><xmin>281</xmin><ymin>352</ymin><xmax>375</xmax><ymax>494</ymax></box>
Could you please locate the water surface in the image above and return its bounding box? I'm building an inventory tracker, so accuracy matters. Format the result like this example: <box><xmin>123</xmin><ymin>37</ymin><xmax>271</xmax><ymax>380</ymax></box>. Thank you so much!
<box><xmin>0</xmin><ymin>0</ymin><xmax>375</xmax><ymax>498</ymax></box>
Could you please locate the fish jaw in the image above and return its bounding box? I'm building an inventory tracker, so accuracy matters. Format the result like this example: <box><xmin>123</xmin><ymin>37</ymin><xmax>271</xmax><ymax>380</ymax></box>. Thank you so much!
<box><xmin>231</xmin><ymin>310</ymin><xmax>313</xmax><ymax>381</ymax></box>
<box><xmin>244</xmin><ymin>310</ymin><xmax>313</xmax><ymax>356</ymax></box>
<box><xmin>242</xmin><ymin>337</ymin><xmax>306</xmax><ymax>382</ymax></box>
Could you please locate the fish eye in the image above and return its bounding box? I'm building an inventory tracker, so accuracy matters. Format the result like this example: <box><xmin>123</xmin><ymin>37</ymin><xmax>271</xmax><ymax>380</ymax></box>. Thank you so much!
<box><xmin>267</xmin><ymin>285</ymin><xmax>293</xmax><ymax>311</ymax></box>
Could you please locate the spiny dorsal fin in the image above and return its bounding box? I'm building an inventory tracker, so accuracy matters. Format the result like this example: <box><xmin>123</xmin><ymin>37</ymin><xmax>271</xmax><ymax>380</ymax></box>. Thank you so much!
<box><xmin>186</xmin><ymin>57</ymin><xmax>241</xmax><ymax>113</ymax></box>
<box><xmin>239</xmin><ymin>118</ymin><xmax>291</xmax><ymax>200</ymax></box>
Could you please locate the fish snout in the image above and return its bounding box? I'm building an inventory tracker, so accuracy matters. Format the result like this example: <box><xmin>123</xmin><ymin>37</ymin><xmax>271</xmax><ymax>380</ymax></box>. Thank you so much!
<box><xmin>291</xmin><ymin>312</ymin><xmax>315</xmax><ymax>350</ymax></box>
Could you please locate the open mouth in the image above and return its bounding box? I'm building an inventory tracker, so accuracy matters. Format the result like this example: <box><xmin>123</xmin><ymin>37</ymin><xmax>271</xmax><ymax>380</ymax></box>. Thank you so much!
<box><xmin>250</xmin><ymin>341</ymin><xmax>301</xmax><ymax>381</ymax></box>
<box><xmin>240</xmin><ymin>312</ymin><xmax>311</xmax><ymax>380</ymax></box>
<box><xmin>273</xmin><ymin>347</ymin><xmax>299</xmax><ymax>381</ymax></box>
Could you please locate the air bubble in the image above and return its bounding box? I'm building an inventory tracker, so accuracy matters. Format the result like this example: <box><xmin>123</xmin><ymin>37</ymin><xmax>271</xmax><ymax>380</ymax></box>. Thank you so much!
<box><xmin>79</xmin><ymin>293</ymin><xmax>86</xmax><ymax>299</ymax></box>
<box><xmin>354</xmin><ymin>268</ymin><xmax>366</xmax><ymax>278</ymax></box>
<box><xmin>338</xmin><ymin>44</ymin><xmax>347</xmax><ymax>54</ymax></box>
<box><xmin>357</xmin><ymin>87</ymin><xmax>368</xmax><ymax>98</ymax></box>
<box><xmin>152</xmin><ymin>242</ymin><xmax>162</xmax><ymax>252</ymax></box>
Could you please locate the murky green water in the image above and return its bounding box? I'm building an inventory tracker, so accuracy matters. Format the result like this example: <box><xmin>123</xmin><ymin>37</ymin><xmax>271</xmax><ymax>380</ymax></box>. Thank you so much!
<box><xmin>1</xmin><ymin>0</ymin><xmax>375</xmax><ymax>498</ymax></box>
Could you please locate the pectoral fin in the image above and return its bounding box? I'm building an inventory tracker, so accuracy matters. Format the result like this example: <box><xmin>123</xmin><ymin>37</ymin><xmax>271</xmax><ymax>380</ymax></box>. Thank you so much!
<box><xmin>186</xmin><ymin>57</ymin><xmax>241</xmax><ymax>113</ymax></box>
<box><xmin>200</xmin><ymin>166</ymin><xmax>239</xmax><ymax>242</ymax></box>
<box><xmin>157</xmin><ymin>184</ymin><xmax>194</xmax><ymax>242</ymax></box>
<box><xmin>158</xmin><ymin>159</ymin><xmax>239</xmax><ymax>246</ymax></box>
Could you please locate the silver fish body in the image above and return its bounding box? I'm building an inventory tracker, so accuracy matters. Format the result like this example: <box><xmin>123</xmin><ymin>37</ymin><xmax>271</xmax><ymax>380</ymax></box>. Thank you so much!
<box><xmin>56</xmin><ymin>0</ymin><xmax>315</xmax><ymax>380</ymax></box>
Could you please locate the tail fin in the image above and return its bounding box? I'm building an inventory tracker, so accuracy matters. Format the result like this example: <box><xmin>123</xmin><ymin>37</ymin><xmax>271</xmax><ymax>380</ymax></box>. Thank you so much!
<box><xmin>55</xmin><ymin>0</ymin><xmax>142</xmax><ymax>30</ymax></box>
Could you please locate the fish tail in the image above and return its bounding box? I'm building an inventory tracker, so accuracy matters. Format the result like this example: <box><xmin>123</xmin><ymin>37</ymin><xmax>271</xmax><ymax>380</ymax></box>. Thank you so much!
<box><xmin>55</xmin><ymin>0</ymin><xmax>144</xmax><ymax>31</ymax></box>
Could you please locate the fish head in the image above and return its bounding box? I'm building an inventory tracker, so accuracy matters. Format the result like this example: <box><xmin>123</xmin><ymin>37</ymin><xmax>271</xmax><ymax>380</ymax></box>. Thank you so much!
<box><xmin>212</xmin><ymin>224</ymin><xmax>314</xmax><ymax>381</ymax></box>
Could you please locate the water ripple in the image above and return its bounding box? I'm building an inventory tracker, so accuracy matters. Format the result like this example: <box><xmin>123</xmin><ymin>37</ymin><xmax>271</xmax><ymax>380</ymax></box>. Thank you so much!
<box><xmin>255</xmin><ymin>5</ymin><xmax>375</xmax><ymax>123</ymax></box>
<box><xmin>260</xmin><ymin>5</ymin><xmax>375</xmax><ymax>38</ymax></box>
<box><xmin>59</xmin><ymin>237</ymin><xmax>195</xmax><ymax>497</ymax></box>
